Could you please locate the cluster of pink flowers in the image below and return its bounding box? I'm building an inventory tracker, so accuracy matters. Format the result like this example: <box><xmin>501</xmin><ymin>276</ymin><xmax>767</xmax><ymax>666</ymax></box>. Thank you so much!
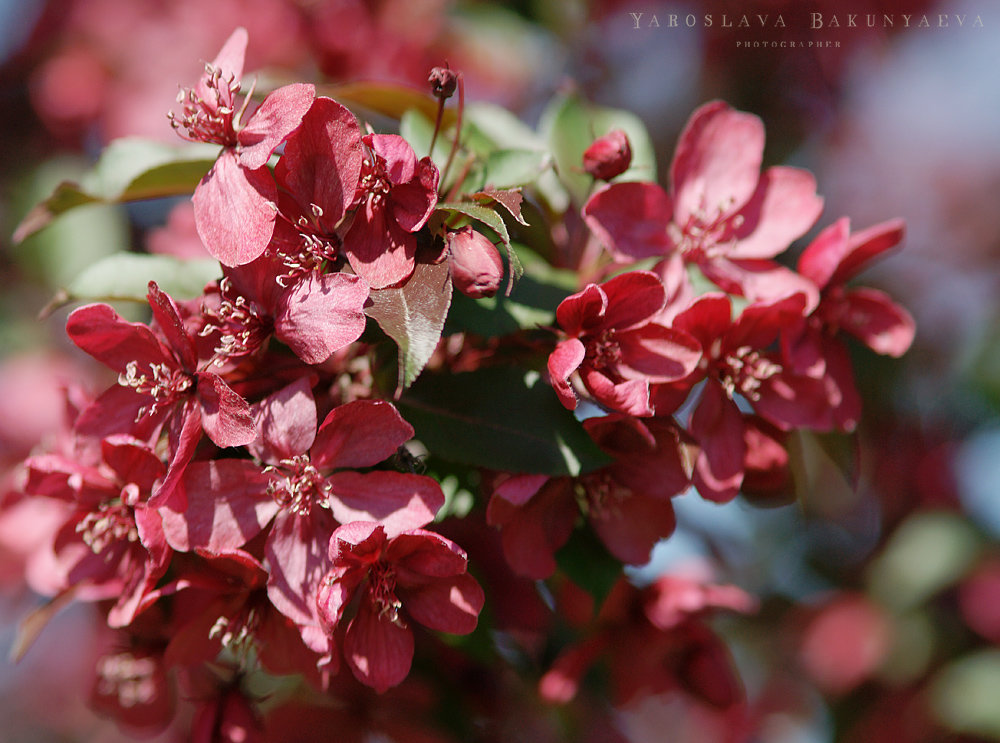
<box><xmin>6</xmin><ymin>26</ymin><xmax>916</xmax><ymax>742</ymax></box>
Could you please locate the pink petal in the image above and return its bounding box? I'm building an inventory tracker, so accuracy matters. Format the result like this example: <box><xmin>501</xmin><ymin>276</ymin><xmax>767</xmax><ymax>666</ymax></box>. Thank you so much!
<box><xmin>386</xmin><ymin>530</ymin><xmax>468</xmax><ymax>578</ymax></box>
<box><xmin>312</xmin><ymin>400</ymin><xmax>414</xmax><ymax>470</ymax></box>
<box><xmin>491</xmin><ymin>478</ymin><xmax>577</xmax><ymax>580</ymax></box>
<box><xmin>701</xmin><ymin>258</ymin><xmax>820</xmax><ymax>313</ymax></box>
<box><xmin>797</xmin><ymin>218</ymin><xmax>851</xmax><ymax>289</ymax></box>
<box><xmin>193</xmin><ymin>149</ymin><xmax>276</xmax><ymax>267</ymax></box>
<box><xmin>65</xmin><ymin>303</ymin><xmax>173</xmax><ymax>374</ymax></box>
<box><xmin>237</xmin><ymin>83</ymin><xmax>316</xmax><ymax>170</ymax></box>
<box><xmin>101</xmin><ymin>436</ymin><xmax>166</xmax><ymax>493</ymax></box>
<box><xmin>616</xmin><ymin>324</ymin><xmax>701</xmax><ymax>382</ymax></box>
<box><xmin>148</xmin><ymin>399</ymin><xmax>204</xmax><ymax>510</ymax></box>
<box><xmin>159</xmin><ymin>460</ymin><xmax>275</xmax><ymax>552</ymax></box>
<box><xmin>273</xmin><ymin>96</ymin><xmax>363</xmax><ymax>232</ymax></box>
<box><xmin>840</xmin><ymin>288</ymin><xmax>916</xmax><ymax>358</ymax></box>
<box><xmin>196</xmin><ymin>28</ymin><xmax>247</xmax><ymax>103</ymax></box>
<box><xmin>547</xmin><ymin>338</ymin><xmax>585</xmax><ymax>410</ymax></box>
<box><xmin>555</xmin><ymin>284</ymin><xmax>607</xmax><ymax>337</ymax></box>
<box><xmin>832</xmin><ymin>218</ymin><xmax>906</xmax><ymax>286</ymax></box>
<box><xmin>583</xmin><ymin>181</ymin><xmax>674</xmax><ymax>260</ymax></box>
<box><xmin>276</xmin><ymin>271</ymin><xmax>369</xmax><ymax>364</ymax></box>
<box><xmin>196</xmin><ymin>371</ymin><xmax>256</xmax><ymax>447</ymax></box>
<box><xmin>673</xmin><ymin>294</ymin><xmax>733</xmax><ymax>348</ymax></box>
<box><xmin>250</xmin><ymin>376</ymin><xmax>317</xmax><ymax>462</ymax></box>
<box><xmin>344</xmin><ymin>600</ymin><xmax>414</xmax><ymax>693</ymax></box>
<box><xmin>266</xmin><ymin>510</ymin><xmax>335</xmax><ymax>626</ymax></box>
<box><xmin>402</xmin><ymin>573</ymin><xmax>484</xmax><ymax>634</ymax></box>
<box><xmin>491</xmin><ymin>473</ymin><xmax>550</xmax><ymax>508</ymax></box>
<box><xmin>599</xmin><ymin>270</ymin><xmax>667</xmax><ymax>330</ymax></box>
<box><xmin>671</xmin><ymin>101</ymin><xmax>765</xmax><ymax>227</ymax></box>
<box><xmin>147</xmin><ymin>281</ymin><xmax>197</xmax><ymax>371</ymax></box>
<box><xmin>580</xmin><ymin>368</ymin><xmax>652</xmax><ymax>417</ymax></box>
<box><xmin>342</xmin><ymin>200</ymin><xmax>416</xmax><ymax>289</ymax></box>
<box><xmin>370</xmin><ymin>134</ymin><xmax>417</xmax><ymax>183</ymax></box>
<box><xmin>690</xmin><ymin>383</ymin><xmax>745</xmax><ymax>503</ymax></box>
<box><xmin>390</xmin><ymin>157</ymin><xmax>439</xmax><ymax>233</ymax></box>
<box><xmin>728</xmin><ymin>166</ymin><xmax>823</xmax><ymax>259</ymax></box>
<box><xmin>326</xmin><ymin>471</ymin><xmax>444</xmax><ymax>535</ymax></box>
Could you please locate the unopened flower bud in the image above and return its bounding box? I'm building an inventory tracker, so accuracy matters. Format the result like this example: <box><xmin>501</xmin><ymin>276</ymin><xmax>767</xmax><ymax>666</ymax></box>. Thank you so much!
<box><xmin>582</xmin><ymin>129</ymin><xmax>632</xmax><ymax>181</ymax></box>
<box><xmin>448</xmin><ymin>226</ymin><xmax>503</xmax><ymax>298</ymax></box>
<box><xmin>428</xmin><ymin>66</ymin><xmax>458</xmax><ymax>100</ymax></box>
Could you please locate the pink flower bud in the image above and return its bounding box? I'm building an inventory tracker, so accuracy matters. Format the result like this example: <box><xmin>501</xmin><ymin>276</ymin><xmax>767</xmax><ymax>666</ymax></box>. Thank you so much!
<box><xmin>582</xmin><ymin>129</ymin><xmax>632</xmax><ymax>181</ymax></box>
<box><xmin>448</xmin><ymin>226</ymin><xmax>504</xmax><ymax>298</ymax></box>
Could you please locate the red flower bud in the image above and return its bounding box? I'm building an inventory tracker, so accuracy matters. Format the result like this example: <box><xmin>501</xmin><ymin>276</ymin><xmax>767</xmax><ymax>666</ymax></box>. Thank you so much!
<box><xmin>582</xmin><ymin>129</ymin><xmax>632</xmax><ymax>181</ymax></box>
<box><xmin>448</xmin><ymin>226</ymin><xmax>504</xmax><ymax>298</ymax></box>
<box><xmin>428</xmin><ymin>66</ymin><xmax>459</xmax><ymax>100</ymax></box>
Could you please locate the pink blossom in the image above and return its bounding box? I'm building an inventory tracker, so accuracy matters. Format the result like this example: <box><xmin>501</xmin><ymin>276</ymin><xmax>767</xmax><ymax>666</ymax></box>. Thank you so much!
<box><xmin>317</xmin><ymin>520</ymin><xmax>484</xmax><ymax>692</ymax></box>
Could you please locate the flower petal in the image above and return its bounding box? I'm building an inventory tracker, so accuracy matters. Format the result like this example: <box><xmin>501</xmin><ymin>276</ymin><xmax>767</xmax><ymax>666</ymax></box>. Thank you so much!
<box><xmin>326</xmin><ymin>471</ymin><xmax>444</xmax><ymax>535</ymax></box>
<box><xmin>344</xmin><ymin>600</ymin><xmax>414</xmax><ymax>693</ymax></box>
<box><xmin>275</xmin><ymin>271</ymin><xmax>369</xmax><ymax>365</ymax></box>
<box><xmin>312</xmin><ymin>400</ymin><xmax>414</xmax><ymax>470</ymax></box>
<box><xmin>402</xmin><ymin>573</ymin><xmax>484</xmax><ymax>634</ymax></box>
<box><xmin>583</xmin><ymin>181</ymin><xmax>674</xmax><ymax>261</ymax></box>
<box><xmin>237</xmin><ymin>83</ymin><xmax>316</xmax><ymax>170</ymax></box>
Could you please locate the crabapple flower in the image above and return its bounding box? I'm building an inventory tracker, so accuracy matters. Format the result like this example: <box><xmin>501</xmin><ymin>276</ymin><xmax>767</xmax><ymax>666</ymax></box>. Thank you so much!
<box><xmin>785</xmin><ymin>218</ymin><xmax>916</xmax><ymax>430</ymax></box>
<box><xmin>658</xmin><ymin>292</ymin><xmax>828</xmax><ymax>502</ymax></box>
<box><xmin>66</xmin><ymin>282</ymin><xmax>256</xmax><ymax>509</ymax></box>
<box><xmin>23</xmin><ymin>436</ymin><xmax>171</xmax><ymax>627</ymax></box>
<box><xmin>583</xmin><ymin>101</ymin><xmax>823</xmax><ymax>307</ymax></box>
<box><xmin>547</xmin><ymin>270</ymin><xmax>700</xmax><ymax>416</ymax></box>
<box><xmin>342</xmin><ymin>133</ymin><xmax>439</xmax><ymax>289</ymax></box>
<box><xmin>159</xmin><ymin>378</ymin><xmax>444</xmax><ymax>652</ymax></box>
<box><xmin>170</xmin><ymin>27</ymin><xmax>315</xmax><ymax>266</ymax></box>
<box><xmin>270</xmin><ymin>96</ymin><xmax>364</xmax><ymax>277</ymax></box>
<box><xmin>317</xmin><ymin>520</ymin><xmax>484</xmax><ymax>692</ymax></box>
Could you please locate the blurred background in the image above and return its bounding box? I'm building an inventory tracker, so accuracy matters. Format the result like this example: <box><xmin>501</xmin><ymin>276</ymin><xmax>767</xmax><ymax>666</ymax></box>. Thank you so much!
<box><xmin>2</xmin><ymin>0</ymin><xmax>999</xmax><ymax>740</ymax></box>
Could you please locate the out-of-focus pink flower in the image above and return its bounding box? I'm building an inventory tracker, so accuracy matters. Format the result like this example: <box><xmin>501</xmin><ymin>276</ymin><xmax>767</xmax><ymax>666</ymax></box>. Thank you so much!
<box><xmin>317</xmin><ymin>520</ymin><xmax>484</xmax><ymax>692</ymax></box>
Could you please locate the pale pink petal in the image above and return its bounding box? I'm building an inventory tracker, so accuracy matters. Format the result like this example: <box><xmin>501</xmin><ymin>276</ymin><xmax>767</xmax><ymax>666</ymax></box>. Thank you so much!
<box><xmin>312</xmin><ymin>400</ymin><xmax>413</xmax><ymax>470</ymax></box>
<box><xmin>840</xmin><ymin>287</ymin><xmax>916</xmax><ymax>357</ymax></box>
<box><xmin>275</xmin><ymin>271</ymin><xmax>369</xmax><ymax>364</ymax></box>
<box><xmin>728</xmin><ymin>166</ymin><xmax>823</xmax><ymax>259</ymax></box>
<box><xmin>547</xmin><ymin>338</ymin><xmax>585</xmax><ymax>410</ymax></box>
<box><xmin>237</xmin><ymin>83</ymin><xmax>316</xmax><ymax>170</ymax></box>
<box><xmin>583</xmin><ymin>181</ymin><xmax>674</xmax><ymax>260</ymax></box>
<box><xmin>196</xmin><ymin>371</ymin><xmax>256</xmax><ymax>447</ymax></box>
<box><xmin>326</xmin><ymin>471</ymin><xmax>444</xmax><ymax>535</ymax></box>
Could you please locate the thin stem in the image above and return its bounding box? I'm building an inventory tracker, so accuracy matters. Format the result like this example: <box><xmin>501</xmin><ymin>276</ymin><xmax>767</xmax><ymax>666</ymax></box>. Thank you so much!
<box><xmin>439</xmin><ymin>73</ymin><xmax>464</xmax><ymax>194</ymax></box>
<box><xmin>428</xmin><ymin>97</ymin><xmax>445</xmax><ymax>159</ymax></box>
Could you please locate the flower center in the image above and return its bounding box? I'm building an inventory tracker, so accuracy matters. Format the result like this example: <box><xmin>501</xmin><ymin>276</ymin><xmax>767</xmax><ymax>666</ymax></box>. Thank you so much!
<box><xmin>118</xmin><ymin>360</ymin><xmax>193</xmax><ymax>419</ymax></box>
<box><xmin>200</xmin><ymin>277</ymin><xmax>271</xmax><ymax>364</ymax></box>
<box><xmin>209</xmin><ymin>606</ymin><xmax>260</xmax><ymax>660</ymax></box>
<box><xmin>76</xmin><ymin>500</ymin><xmax>139</xmax><ymax>554</ymax></box>
<box><xmin>369</xmin><ymin>561</ymin><xmax>403</xmax><ymax>624</ymax></box>
<box><xmin>266</xmin><ymin>454</ymin><xmax>331</xmax><ymax>516</ymax></box>
<box><xmin>358</xmin><ymin>154</ymin><xmax>392</xmax><ymax>208</ymax></box>
<box><xmin>671</xmin><ymin>200</ymin><xmax>742</xmax><ymax>263</ymax></box>
<box><xmin>586</xmin><ymin>329</ymin><xmax>623</xmax><ymax>370</ymax></box>
<box><xmin>580</xmin><ymin>473</ymin><xmax>629</xmax><ymax>521</ymax></box>
<box><xmin>168</xmin><ymin>62</ymin><xmax>241</xmax><ymax>146</ymax></box>
<box><xmin>718</xmin><ymin>345</ymin><xmax>782</xmax><ymax>401</ymax></box>
<box><xmin>95</xmin><ymin>652</ymin><xmax>159</xmax><ymax>708</ymax></box>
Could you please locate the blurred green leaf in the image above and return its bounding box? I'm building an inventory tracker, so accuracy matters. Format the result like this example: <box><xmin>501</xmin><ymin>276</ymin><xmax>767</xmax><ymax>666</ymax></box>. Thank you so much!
<box><xmin>866</xmin><ymin>511</ymin><xmax>983</xmax><ymax>611</ymax></box>
<box><xmin>930</xmin><ymin>650</ymin><xmax>1000</xmax><ymax>740</ymax></box>
<box><xmin>555</xmin><ymin>527</ymin><xmax>622</xmax><ymax>607</ymax></box>
<box><xmin>399</xmin><ymin>368</ymin><xmax>611</xmax><ymax>476</ymax></box>
<box><xmin>540</xmin><ymin>91</ymin><xmax>657</xmax><ymax>206</ymax></box>
<box><xmin>320</xmin><ymin>81</ymin><xmax>457</xmax><ymax>128</ymax></box>
<box><xmin>13</xmin><ymin>138</ymin><xmax>218</xmax><ymax>243</ymax></box>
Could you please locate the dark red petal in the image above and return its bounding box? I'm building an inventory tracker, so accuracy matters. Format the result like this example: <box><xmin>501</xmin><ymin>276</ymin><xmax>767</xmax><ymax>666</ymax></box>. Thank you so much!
<box><xmin>547</xmin><ymin>338</ymin><xmax>585</xmax><ymax>410</ymax></box>
<box><xmin>65</xmin><ymin>303</ymin><xmax>173</xmax><ymax>373</ymax></box>
<box><xmin>275</xmin><ymin>271</ymin><xmax>369</xmax><ymax>365</ymax></box>
<box><xmin>598</xmin><ymin>270</ymin><xmax>668</xmax><ymax>330</ymax></box>
<box><xmin>344</xmin><ymin>600</ymin><xmax>414</xmax><ymax>693</ymax></box>
<box><xmin>840</xmin><ymin>287</ymin><xmax>916</xmax><ymax>357</ymax></box>
<box><xmin>555</xmin><ymin>284</ymin><xmax>607</xmax><ymax>337</ymax></box>
<box><xmin>101</xmin><ymin>436</ymin><xmax>166</xmax><ymax>493</ymax></box>
<box><xmin>326</xmin><ymin>471</ymin><xmax>444</xmax><ymax>535</ymax></box>
<box><xmin>196</xmin><ymin>372</ymin><xmax>256</xmax><ymax>447</ymax></box>
<box><xmin>831</xmin><ymin>218</ymin><xmax>906</xmax><ymax>286</ymax></box>
<box><xmin>690</xmin><ymin>383</ymin><xmax>745</xmax><ymax>503</ymax></box>
<box><xmin>728</xmin><ymin>293</ymin><xmax>809</xmax><ymax>351</ymax></box>
<box><xmin>370</xmin><ymin>134</ymin><xmax>417</xmax><ymax>183</ymax></box>
<box><xmin>148</xmin><ymin>399</ymin><xmax>204</xmax><ymax>510</ymax></box>
<box><xmin>402</xmin><ymin>573</ymin><xmax>484</xmax><ymax>634</ymax></box>
<box><xmin>390</xmin><ymin>157</ymin><xmax>439</xmax><ymax>233</ymax></box>
<box><xmin>671</xmin><ymin>101</ymin><xmax>765</xmax><ymax>226</ymax></box>
<box><xmin>159</xmin><ymin>459</ymin><xmax>275</xmax><ymax>552</ymax></box>
<box><xmin>328</xmin><ymin>520</ymin><xmax>386</xmax><ymax>562</ymax></box>
<box><xmin>385</xmin><ymin>529</ymin><xmax>468</xmax><ymax>578</ymax></box>
<box><xmin>673</xmin><ymin>294</ymin><xmax>733</xmax><ymax>348</ymax></box>
<box><xmin>237</xmin><ymin>83</ymin><xmax>316</xmax><ymax>170</ymax></box>
<box><xmin>492</xmin><ymin>478</ymin><xmax>577</xmax><ymax>580</ymax></box>
<box><xmin>702</xmin><ymin>258</ymin><xmax>820</xmax><ymax>313</ymax></box>
<box><xmin>583</xmin><ymin>181</ymin><xmax>674</xmax><ymax>260</ymax></box>
<box><xmin>273</xmin><ymin>96</ymin><xmax>363</xmax><ymax>232</ymax></box>
<box><xmin>250</xmin><ymin>376</ymin><xmax>317</xmax><ymax>462</ymax></box>
<box><xmin>616</xmin><ymin>324</ymin><xmax>701</xmax><ymax>382</ymax></box>
<box><xmin>797</xmin><ymin>218</ymin><xmax>851</xmax><ymax>288</ymax></box>
<box><xmin>312</xmin><ymin>400</ymin><xmax>413</xmax><ymax>470</ymax></box>
<box><xmin>147</xmin><ymin>281</ymin><xmax>197</xmax><ymax>371</ymax></box>
<box><xmin>490</xmin><ymin>473</ymin><xmax>549</xmax><ymax>508</ymax></box>
<box><xmin>342</xmin><ymin>200</ymin><xmax>416</xmax><ymax>289</ymax></box>
<box><xmin>580</xmin><ymin>368</ymin><xmax>653</xmax><ymax>417</ymax></box>
<box><xmin>316</xmin><ymin>565</ymin><xmax>366</xmax><ymax>629</ymax></box>
<box><xmin>589</xmin><ymin>491</ymin><xmax>677</xmax><ymax>565</ymax></box>
<box><xmin>193</xmin><ymin>149</ymin><xmax>276</xmax><ymax>267</ymax></box>
<box><xmin>727</xmin><ymin>166</ymin><xmax>823</xmax><ymax>259</ymax></box>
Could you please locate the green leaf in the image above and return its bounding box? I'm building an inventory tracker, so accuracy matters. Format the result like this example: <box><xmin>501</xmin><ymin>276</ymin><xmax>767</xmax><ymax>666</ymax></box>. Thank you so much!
<box><xmin>930</xmin><ymin>651</ymin><xmax>1000</xmax><ymax>739</ymax></box>
<box><xmin>399</xmin><ymin>108</ymin><xmax>453</xmax><ymax>171</ymax></box>
<box><xmin>365</xmin><ymin>261</ymin><xmax>453</xmax><ymax>397</ymax></box>
<box><xmin>555</xmin><ymin>527</ymin><xmax>623</xmax><ymax>608</ymax></box>
<box><xmin>481</xmin><ymin>149</ymin><xmax>551</xmax><ymax>190</ymax></box>
<box><xmin>14</xmin><ymin>138</ymin><xmax>219</xmax><ymax>243</ymax></box>
<box><xmin>436</xmin><ymin>201</ymin><xmax>523</xmax><ymax>294</ymax></box>
<box><xmin>399</xmin><ymin>368</ymin><xmax>611</xmax><ymax>476</ymax></box>
<box><xmin>540</xmin><ymin>91</ymin><xmax>657</xmax><ymax>206</ymax></box>
<box><xmin>43</xmin><ymin>252</ymin><xmax>221</xmax><ymax>314</ymax></box>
